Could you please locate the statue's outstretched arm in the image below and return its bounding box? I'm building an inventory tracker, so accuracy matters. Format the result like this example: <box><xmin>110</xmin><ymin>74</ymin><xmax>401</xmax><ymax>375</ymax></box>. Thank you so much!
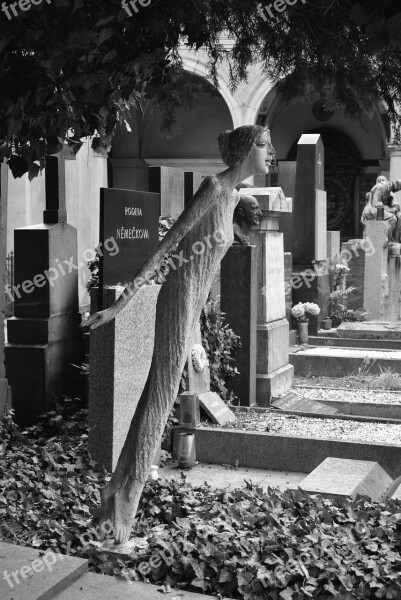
<box><xmin>82</xmin><ymin>177</ymin><xmax>222</xmax><ymax>329</ymax></box>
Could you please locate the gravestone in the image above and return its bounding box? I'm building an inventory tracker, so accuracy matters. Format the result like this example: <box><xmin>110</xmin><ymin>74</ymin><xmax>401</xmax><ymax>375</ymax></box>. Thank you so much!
<box><xmin>221</xmin><ymin>245</ymin><xmax>258</xmax><ymax>406</ymax></box>
<box><xmin>278</xmin><ymin>161</ymin><xmax>296</xmax><ymax>254</ymax></box>
<box><xmin>0</xmin><ymin>162</ymin><xmax>10</xmax><ymax>416</ymax></box>
<box><xmin>5</xmin><ymin>150</ymin><xmax>83</xmax><ymax>426</ymax></box>
<box><xmin>298</xmin><ymin>457</ymin><xmax>393</xmax><ymax>501</ymax></box>
<box><xmin>184</xmin><ymin>171</ymin><xmax>202</xmax><ymax>206</ymax></box>
<box><xmin>292</xmin><ymin>134</ymin><xmax>329</xmax><ymax>334</ymax></box>
<box><xmin>246</xmin><ymin>187</ymin><xmax>294</xmax><ymax>403</ymax></box>
<box><xmin>179</xmin><ymin>326</ymin><xmax>236</xmax><ymax>428</ymax></box>
<box><xmin>327</xmin><ymin>231</ymin><xmax>341</xmax><ymax>261</ymax></box>
<box><xmin>99</xmin><ymin>188</ymin><xmax>159</xmax><ymax>307</ymax></box>
<box><xmin>148</xmin><ymin>166</ymin><xmax>185</xmax><ymax>218</ymax></box>
<box><xmin>272</xmin><ymin>391</ymin><xmax>339</xmax><ymax>415</ymax></box>
<box><xmin>89</xmin><ymin>285</ymin><xmax>161</xmax><ymax>471</ymax></box>
<box><xmin>342</xmin><ymin>225</ymin><xmax>388</xmax><ymax>319</ymax></box>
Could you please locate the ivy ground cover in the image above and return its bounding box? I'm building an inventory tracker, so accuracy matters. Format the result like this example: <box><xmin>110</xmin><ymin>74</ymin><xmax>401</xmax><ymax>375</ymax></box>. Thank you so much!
<box><xmin>1</xmin><ymin>400</ymin><xmax>401</xmax><ymax>599</ymax></box>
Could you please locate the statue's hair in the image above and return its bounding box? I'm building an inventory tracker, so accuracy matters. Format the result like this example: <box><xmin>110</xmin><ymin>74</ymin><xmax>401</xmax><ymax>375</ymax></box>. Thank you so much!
<box><xmin>218</xmin><ymin>125</ymin><xmax>271</xmax><ymax>168</ymax></box>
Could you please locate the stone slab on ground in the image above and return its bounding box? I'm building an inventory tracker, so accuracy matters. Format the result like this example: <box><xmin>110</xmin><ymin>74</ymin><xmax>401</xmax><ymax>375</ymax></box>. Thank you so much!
<box><xmin>0</xmin><ymin>542</ymin><xmax>88</xmax><ymax>600</ymax></box>
<box><xmin>160</xmin><ymin>461</ymin><xmax>307</xmax><ymax>491</ymax></box>
<box><xmin>198</xmin><ymin>391</ymin><xmax>236</xmax><ymax>426</ymax></box>
<box><xmin>337</xmin><ymin>322</ymin><xmax>401</xmax><ymax>340</ymax></box>
<box><xmin>289</xmin><ymin>346</ymin><xmax>401</xmax><ymax>377</ymax></box>
<box><xmin>298</xmin><ymin>457</ymin><xmax>393</xmax><ymax>501</ymax></box>
<box><xmin>55</xmin><ymin>572</ymin><xmax>229</xmax><ymax>600</ymax></box>
<box><xmin>272</xmin><ymin>391</ymin><xmax>339</xmax><ymax>415</ymax></box>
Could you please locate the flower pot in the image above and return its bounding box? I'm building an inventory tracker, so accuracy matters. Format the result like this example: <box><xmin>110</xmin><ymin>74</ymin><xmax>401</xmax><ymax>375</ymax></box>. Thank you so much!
<box><xmin>322</xmin><ymin>318</ymin><xmax>333</xmax><ymax>330</ymax></box>
<box><xmin>297</xmin><ymin>321</ymin><xmax>309</xmax><ymax>345</ymax></box>
<box><xmin>177</xmin><ymin>433</ymin><xmax>196</xmax><ymax>469</ymax></box>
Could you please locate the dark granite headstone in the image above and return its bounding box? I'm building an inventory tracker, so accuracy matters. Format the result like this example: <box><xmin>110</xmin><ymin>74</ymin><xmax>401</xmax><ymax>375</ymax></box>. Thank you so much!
<box><xmin>148</xmin><ymin>166</ymin><xmax>185</xmax><ymax>218</ymax></box>
<box><xmin>293</xmin><ymin>134</ymin><xmax>326</xmax><ymax>264</ymax></box>
<box><xmin>5</xmin><ymin>150</ymin><xmax>82</xmax><ymax>426</ymax></box>
<box><xmin>278</xmin><ymin>161</ymin><xmax>296</xmax><ymax>254</ymax></box>
<box><xmin>221</xmin><ymin>245</ymin><xmax>258</xmax><ymax>406</ymax></box>
<box><xmin>99</xmin><ymin>188</ymin><xmax>159</xmax><ymax>292</ymax></box>
<box><xmin>0</xmin><ymin>164</ymin><xmax>10</xmax><ymax>416</ymax></box>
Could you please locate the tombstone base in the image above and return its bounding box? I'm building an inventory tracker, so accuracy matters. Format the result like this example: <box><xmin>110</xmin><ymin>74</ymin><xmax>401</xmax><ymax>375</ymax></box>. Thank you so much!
<box><xmin>257</xmin><ymin>319</ymin><xmax>289</xmax><ymax>374</ymax></box>
<box><xmin>298</xmin><ymin>457</ymin><xmax>393</xmax><ymax>501</ymax></box>
<box><xmin>256</xmin><ymin>363</ymin><xmax>294</xmax><ymax>406</ymax></box>
<box><xmin>5</xmin><ymin>335</ymin><xmax>83</xmax><ymax>427</ymax></box>
<box><xmin>292</xmin><ymin>271</ymin><xmax>329</xmax><ymax>335</ymax></box>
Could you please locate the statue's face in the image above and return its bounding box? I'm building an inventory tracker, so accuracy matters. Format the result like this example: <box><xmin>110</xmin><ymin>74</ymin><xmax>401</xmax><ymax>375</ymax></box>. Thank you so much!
<box><xmin>238</xmin><ymin>196</ymin><xmax>262</xmax><ymax>226</ymax></box>
<box><xmin>248</xmin><ymin>131</ymin><xmax>275</xmax><ymax>175</ymax></box>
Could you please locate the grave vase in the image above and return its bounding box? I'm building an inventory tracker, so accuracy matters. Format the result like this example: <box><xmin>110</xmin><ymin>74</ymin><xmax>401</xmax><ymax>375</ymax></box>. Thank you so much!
<box><xmin>177</xmin><ymin>433</ymin><xmax>196</xmax><ymax>469</ymax></box>
<box><xmin>297</xmin><ymin>321</ymin><xmax>309</xmax><ymax>345</ymax></box>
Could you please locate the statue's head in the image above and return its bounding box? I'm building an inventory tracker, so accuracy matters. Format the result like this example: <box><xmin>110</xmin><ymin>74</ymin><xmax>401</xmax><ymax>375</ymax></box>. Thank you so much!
<box><xmin>234</xmin><ymin>195</ymin><xmax>262</xmax><ymax>228</ymax></box>
<box><xmin>377</xmin><ymin>175</ymin><xmax>388</xmax><ymax>185</ymax></box>
<box><xmin>218</xmin><ymin>125</ymin><xmax>275</xmax><ymax>174</ymax></box>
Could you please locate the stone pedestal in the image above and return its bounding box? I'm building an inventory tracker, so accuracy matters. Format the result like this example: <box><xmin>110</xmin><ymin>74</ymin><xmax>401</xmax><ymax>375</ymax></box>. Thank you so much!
<box><xmin>246</xmin><ymin>187</ymin><xmax>294</xmax><ymax>405</ymax></box>
<box><xmin>220</xmin><ymin>245</ymin><xmax>258</xmax><ymax>406</ymax></box>
<box><xmin>343</xmin><ymin>224</ymin><xmax>388</xmax><ymax>320</ymax></box>
<box><xmin>5</xmin><ymin>223</ymin><xmax>83</xmax><ymax>426</ymax></box>
<box><xmin>88</xmin><ymin>285</ymin><xmax>161</xmax><ymax>471</ymax></box>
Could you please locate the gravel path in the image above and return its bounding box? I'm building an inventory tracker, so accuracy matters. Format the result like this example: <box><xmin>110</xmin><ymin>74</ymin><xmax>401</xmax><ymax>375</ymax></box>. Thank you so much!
<box><xmin>294</xmin><ymin>386</ymin><xmax>401</xmax><ymax>405</ymax></box>
<box><xmin>215</xmin><ymin>411</ymin><xmax>401</xmax><ymax>445</ymax></box>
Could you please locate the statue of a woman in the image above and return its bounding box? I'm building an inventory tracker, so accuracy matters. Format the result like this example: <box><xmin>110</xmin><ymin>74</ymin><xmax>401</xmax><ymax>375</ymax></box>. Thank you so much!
<box><xmin>361</xmin><ymin>175</ymin><xmax>401</xmax><ymax>244</ymax></box>
<box><xmin>83</xmin><ymin>125</ymin><xmax>275</xmax><ymax>543</ymax></box>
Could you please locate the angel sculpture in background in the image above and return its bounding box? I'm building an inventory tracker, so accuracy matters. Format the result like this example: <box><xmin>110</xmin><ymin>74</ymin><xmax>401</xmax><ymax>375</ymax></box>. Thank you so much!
<box><xmin>361</xmin><ymin>175</ymin><xmax>401</xmax><ymax>245</ymax></box>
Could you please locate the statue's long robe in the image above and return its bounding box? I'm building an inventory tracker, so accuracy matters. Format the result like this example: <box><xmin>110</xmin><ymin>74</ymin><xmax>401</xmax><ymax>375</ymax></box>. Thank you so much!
<box><xmin>109</xmin><ymin>176</ymin><xmax>238</xmax><ymax>487</ymax></box>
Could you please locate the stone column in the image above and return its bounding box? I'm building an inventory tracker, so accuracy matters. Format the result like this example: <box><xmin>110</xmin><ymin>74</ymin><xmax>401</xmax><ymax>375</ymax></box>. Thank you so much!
<box><xmin>0</xmin><ymin>161</ymin><xmax>10</xmax><ymax>416</ymax></box>
<box><xmin>246</xmin><ymin>187</ymin><xmax>294</xmax><ymax>405</ymax></box>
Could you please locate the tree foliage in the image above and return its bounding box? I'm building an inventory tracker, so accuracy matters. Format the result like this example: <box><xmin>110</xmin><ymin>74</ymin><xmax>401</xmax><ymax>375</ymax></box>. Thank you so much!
<box><xmin>1</xmin><ymin>0</ymin><xmax>401</xmax><ymax>177</ymax></box>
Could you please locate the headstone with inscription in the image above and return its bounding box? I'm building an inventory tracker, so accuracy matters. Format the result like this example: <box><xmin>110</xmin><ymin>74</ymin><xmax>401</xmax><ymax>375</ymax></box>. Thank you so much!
<box><xmin>291</xmin><ymin>134</ymin><xmax>329</xmax><ymax>334</ymax></box>
<box><xmin>99</xmin><ymin>188</ymin><xmax>159</xmax><ymax>307</ymax></box>
<box><xmin>245</xmin><ymin>187</ymin><xmax>294</xmax><ymax>404</ymax></box>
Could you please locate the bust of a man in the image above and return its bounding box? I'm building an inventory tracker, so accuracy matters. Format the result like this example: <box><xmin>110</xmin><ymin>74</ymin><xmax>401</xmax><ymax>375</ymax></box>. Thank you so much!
<box><xmin>233</xmin><ymin>194</ymin><xmax>262</xmax><ymax>245</ymax></box>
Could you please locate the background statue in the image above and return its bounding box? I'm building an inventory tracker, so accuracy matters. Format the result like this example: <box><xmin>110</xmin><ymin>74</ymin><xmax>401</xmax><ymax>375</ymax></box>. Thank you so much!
<box><xmin>233</xmin><ymin>194</ymin><xmax>262</xmax><ymax>245</ymax></box>
<box><xmin>83</xmin><ymin>124</ymin><xmax>275</xmax><ymax>543</ymax></box>
<box><xmin>361</xmin><ymin>175</ymin><xmax>401</xmax><ymax>244</ymax></box>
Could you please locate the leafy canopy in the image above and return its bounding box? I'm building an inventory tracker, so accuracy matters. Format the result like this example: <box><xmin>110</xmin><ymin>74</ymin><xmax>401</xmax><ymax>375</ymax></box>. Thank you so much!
<box><xmin>1</xmin><ymin>0</ymin><xmax>401</xmax><ymax>178</ymax></box>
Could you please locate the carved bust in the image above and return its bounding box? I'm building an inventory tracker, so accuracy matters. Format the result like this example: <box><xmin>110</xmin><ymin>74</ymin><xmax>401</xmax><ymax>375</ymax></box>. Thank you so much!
<box><xmin>233</xmin><ymin>194</ymin><xmax>262</xmax><ymax>245</ymax></box>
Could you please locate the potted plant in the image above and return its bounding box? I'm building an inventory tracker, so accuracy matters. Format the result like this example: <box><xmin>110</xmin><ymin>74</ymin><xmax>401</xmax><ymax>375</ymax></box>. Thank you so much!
<box><xmin>291</xmin><ymin>302</ymin><xmax>320</xmax><ymax>345</ymax></box>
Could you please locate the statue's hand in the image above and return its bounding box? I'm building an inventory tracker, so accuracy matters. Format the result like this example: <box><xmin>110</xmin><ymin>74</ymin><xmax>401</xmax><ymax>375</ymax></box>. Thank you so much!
<box><xmin>80</xmin><ymin>308</ymin><xmax>116</xmax><ymax>330</ymax></box>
